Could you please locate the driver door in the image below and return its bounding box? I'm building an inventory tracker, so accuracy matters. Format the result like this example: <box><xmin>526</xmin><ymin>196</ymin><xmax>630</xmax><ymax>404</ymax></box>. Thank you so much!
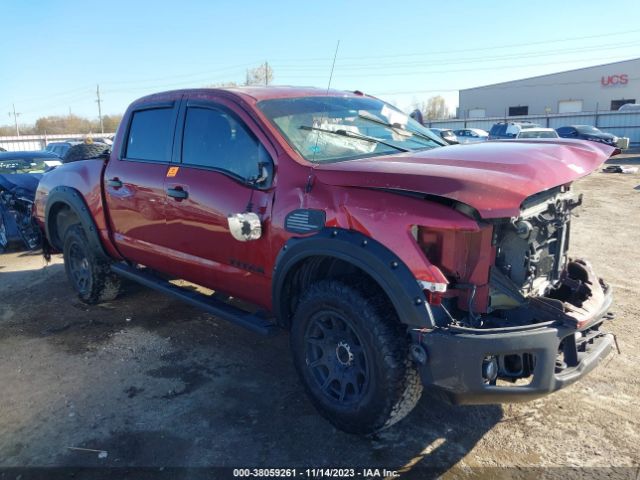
<box><xmin>161</xmin><ymin>98</ymin><xmax>276</xmax><ymax>306</ymax></box>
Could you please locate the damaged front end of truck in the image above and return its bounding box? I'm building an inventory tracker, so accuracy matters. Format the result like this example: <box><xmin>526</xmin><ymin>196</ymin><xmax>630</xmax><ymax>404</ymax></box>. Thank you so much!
<box><xmin>414</xmin><ymin>183</ymin><xmax>615</xmax><ymax>404</ymax></box>
<box><xmin>315</xmin><ymin>138</ymin><xmax>617</xmax><ymax>404</ymax></box>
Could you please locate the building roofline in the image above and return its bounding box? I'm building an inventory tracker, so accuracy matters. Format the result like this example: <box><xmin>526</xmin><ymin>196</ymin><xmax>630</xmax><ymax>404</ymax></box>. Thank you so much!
<box><xmin>460</xmin><ymin>57</ymin><xmax>640</xmax><ymax>92</ymax></box>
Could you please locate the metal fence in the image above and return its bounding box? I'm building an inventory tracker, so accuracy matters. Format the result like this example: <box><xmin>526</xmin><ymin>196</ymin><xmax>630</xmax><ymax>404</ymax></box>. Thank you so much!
<box><xmin>0</xmin><ymin>133</ymin><xmax>115</xmax><ymax>152</ymax></box>
<box><xmin>427</xmin><ymin>110</ymin><xmax>640</xmax><ymax>146</ymax></box>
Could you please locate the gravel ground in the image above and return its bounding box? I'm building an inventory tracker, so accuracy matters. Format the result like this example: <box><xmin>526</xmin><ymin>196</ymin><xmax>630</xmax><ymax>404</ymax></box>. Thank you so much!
<box><xmin>0</xmin><ymin>169</ymin><xmax>638</xmax><ymax>479</ymax></box>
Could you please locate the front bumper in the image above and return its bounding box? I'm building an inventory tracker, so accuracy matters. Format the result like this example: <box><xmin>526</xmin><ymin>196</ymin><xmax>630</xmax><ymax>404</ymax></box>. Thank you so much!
<box><xmin>415</xmin><ymin>286</ymin><xmax>614</xmax><ymax>404</ymax></box>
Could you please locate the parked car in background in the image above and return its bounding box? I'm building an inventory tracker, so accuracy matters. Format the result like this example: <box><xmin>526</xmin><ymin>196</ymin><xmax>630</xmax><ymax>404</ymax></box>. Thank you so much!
<box><xmin>453</xmin><ymin>128</ymin><xmax>489</xmax><ymax>143</ymax></box>
<box><xmin>45</xmin><ymin>138</ymin><xmax>111</xmax><ymax>158</ymax></box>
<box><xmin>489</xmin><ymin>121</ymin><xmax>541</xmax><ymax>140</ymax></box>
<box><xmin>556</xmin><ymin>125</ymin><xmax>618</xmax><ymax>146</ymax></box>
<box><xmin>617</xmin><ymin>103</ymin><xmax>640</xmax><ymax>112</ymax></box>
<box><xmin>45</xmin><ymin>141</ymin><xmax>79</xmax><ymax>158</ymax></box>
<box><xmin>429</xmin><ymin>128</ymin><xmax>459</xmax><ymax>145</ymax></box>
<box><xmin>516</xmin><ymin>128</ymin><xmax>559</xmax><ymax>139</ymax></box>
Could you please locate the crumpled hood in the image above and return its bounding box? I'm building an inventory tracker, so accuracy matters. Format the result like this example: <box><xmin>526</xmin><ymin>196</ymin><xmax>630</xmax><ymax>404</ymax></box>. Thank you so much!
<box><xmin>313</xmin><ymin>139</ymin><xmax>613</xmax><ymax>218</ymax></box>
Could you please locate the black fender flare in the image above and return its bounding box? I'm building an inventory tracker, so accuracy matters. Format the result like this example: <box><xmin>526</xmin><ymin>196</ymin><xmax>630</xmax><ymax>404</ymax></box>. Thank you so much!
<box><xmin>44</xmin><ymin>186</ymin><xmax>109</xmax><ymax>260</ymax></box>
<box><xmin>272</xmin><ymin>228</ymin><xmax>433</xmax><ymax>329</ymax></box>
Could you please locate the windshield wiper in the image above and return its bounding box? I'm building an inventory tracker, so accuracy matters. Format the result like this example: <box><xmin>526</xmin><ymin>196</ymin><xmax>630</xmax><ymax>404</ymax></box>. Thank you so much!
<box><xmin>357</xmin><ymin>113</ymin><xmax>441</xmax><ymax>145</ymax></box>
<box><xmin>299</xmin><ymin>125</ymin><xmax>410</xmax><ymax>152</ymax></box>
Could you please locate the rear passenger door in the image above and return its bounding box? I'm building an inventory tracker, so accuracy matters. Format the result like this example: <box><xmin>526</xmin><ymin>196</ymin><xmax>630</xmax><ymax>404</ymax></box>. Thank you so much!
<box><xmin>104</xmin><ymin>100</ymin><xmax>180</xmax><ymax>271</ymax></box>
<box><xmin>162</xmin><ymin>98</ymin><xmax>276</xmax><ymax>306</ymax></box>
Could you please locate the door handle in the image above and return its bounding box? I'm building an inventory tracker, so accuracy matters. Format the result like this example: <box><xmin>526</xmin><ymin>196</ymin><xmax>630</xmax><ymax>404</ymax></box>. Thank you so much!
<box><xmin>107</xmin><ymin>178</ymin><xmax>122</xmax><ymax>188</ymax></box>
<box><xmin>167</xmin><ymin>187</ymin><xmax>188</xmax><ymax>200</ymax></box>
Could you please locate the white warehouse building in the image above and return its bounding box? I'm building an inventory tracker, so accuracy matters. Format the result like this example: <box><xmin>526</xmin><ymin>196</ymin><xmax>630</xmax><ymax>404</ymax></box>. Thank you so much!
<box><xmin>458</xmin><ymin>58</ymin><xmax>640</xmax><ymax>118</ymax></box>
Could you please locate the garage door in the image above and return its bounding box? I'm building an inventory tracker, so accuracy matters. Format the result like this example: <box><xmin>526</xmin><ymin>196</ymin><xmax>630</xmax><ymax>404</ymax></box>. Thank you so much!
<box><xmin>468</xmin><ymin>108</ymin><xmax>486</xmax><ymax>118</ymax></box>
<box><xmin>558</xmin><ymin>100</ymin><xmax>583</xmax><ymax>113</ymax></box>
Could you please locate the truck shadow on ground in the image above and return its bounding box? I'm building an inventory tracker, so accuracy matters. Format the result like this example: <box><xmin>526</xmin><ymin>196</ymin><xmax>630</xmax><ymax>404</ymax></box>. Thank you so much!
<box><xmin>0</xmin><ymin>264</ymin><xmax>502</xmax><ymax>476</ymax></box>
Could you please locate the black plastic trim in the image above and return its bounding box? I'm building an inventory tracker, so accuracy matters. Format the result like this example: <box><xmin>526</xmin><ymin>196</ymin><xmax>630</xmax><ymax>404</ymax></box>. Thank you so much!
<box><xmin>112</xmin><ymin>263</ymin><xmax>277</xmax><ymax>336</ymax></box>
<box><xmin>416</xmin><ymin>286</ymin><xmax>614</xmax><ymax>404</ymax></box>
<box><xmin>44</xmin><ymin>186</ymin><xmax>109</xmax><ymax>260</ymax></box>
<box><xmin>272</xmin><ymin>228</ymin><xmax>432</xmax><ymax>328</ymax></box>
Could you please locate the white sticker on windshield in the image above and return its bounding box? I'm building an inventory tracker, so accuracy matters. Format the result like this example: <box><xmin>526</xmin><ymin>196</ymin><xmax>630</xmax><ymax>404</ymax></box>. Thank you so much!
<box><xmin>381</xmin><ymin>105</ymin><xmax>408</xmax><ymax>127</ymax></box>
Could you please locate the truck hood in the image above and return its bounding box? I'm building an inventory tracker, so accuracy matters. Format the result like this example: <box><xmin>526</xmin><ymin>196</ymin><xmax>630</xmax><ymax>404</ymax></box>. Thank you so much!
<box><xmin>313</xmin><ymin>139</ymin><xmax>613</xmax><ymax>218</ymax></box>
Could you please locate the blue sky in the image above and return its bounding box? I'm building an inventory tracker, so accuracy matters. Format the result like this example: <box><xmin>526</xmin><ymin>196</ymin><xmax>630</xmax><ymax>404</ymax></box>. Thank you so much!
<box><xmin>1</xmin><ymin>0</ymin><xmax>640</xmax><ymax>125</ymax></box>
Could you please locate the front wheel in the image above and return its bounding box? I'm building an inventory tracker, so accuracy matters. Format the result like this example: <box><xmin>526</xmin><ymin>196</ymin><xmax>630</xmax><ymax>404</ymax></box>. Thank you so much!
<box><xmin>63</xmin><ymin>224</ymin><xmax>120</xmax><ymax>304</ymax></box>
<box><xmin>290</xmin><ymin>280</ymin><xmax>423</xmax><ymax>434</ymax></box>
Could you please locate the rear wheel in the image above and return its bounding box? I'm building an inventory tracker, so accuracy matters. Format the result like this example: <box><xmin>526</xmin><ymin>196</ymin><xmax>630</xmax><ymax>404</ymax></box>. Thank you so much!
<box><xmin>62</xmin><ymin>224</ymin><xmax>120</xmax><ymax>304</ymax></box>
<box><xmin>290</xmin><ymin>280</ymin><xmax>422</xmax><ymax>434</ymax></box>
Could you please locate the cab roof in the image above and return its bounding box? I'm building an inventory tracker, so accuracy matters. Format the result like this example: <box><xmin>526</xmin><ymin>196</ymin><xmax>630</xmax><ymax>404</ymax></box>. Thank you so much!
<box><xmin>134</xmin><ymin>86</ymin><xmax>365</xmax><ymax>105</ymax></box>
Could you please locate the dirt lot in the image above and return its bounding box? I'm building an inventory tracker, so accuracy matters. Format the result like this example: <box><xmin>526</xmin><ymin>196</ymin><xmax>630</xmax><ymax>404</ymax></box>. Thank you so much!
<box><xmin>0</xmin><ymin>169</ymin><xmax>639</xmax><ymax>478</ymax></box>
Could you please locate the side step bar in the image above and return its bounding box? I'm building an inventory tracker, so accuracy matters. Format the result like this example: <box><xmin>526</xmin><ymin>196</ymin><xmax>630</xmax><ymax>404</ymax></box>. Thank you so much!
<box><xmin>111</xmin><ymin>263</ymin><xmax>278</xmax><ymax>336</ymax></box>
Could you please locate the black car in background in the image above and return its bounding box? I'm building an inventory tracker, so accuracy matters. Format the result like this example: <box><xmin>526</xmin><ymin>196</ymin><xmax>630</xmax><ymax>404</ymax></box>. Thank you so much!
<box><xmin>428</xmin><ymin>128</ymin><xmax>459</xmax><ymax>145</ymax></box>
<box><xmin>556</xmin><ymin>125</ymin><xmax>618</xmax><ymax>147</ymax></box>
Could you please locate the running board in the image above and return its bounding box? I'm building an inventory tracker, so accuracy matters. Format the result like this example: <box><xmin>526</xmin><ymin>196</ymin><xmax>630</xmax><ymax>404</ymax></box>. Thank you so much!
<box><xmin>111</xmin><ymin>263</ymin><xmax>277</xmax><ymax>336</ymax></box>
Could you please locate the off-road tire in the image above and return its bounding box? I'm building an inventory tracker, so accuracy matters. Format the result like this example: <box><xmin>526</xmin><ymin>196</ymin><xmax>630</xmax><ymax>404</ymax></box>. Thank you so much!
<box><xmin>290</xmin><ymin>280</ymin><xmax>423</xmax><ymax>434</ymax></box>
<box><xmin>62</xmin><ymin>143</ymin><xmax>110</xmax><ymax>164</ymax></box>
<box><xmin>62</xmin><ymin>224</ymin><xmax>120</xmax><ymax>304</ymax></box>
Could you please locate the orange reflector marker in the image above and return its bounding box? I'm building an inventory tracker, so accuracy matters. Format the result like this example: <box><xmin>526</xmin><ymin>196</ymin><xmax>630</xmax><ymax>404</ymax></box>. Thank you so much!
<box><xmin>166</xmin><ymin>166</ymin><xmax>179</xmax><ymax>177</ymax></box>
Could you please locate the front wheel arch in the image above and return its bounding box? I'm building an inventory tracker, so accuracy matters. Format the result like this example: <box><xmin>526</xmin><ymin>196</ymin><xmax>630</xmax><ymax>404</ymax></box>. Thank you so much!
<box><xmin>272</xmin><ymin>229</ymin><xmax>433</xmax><ymax>330</ymax></box>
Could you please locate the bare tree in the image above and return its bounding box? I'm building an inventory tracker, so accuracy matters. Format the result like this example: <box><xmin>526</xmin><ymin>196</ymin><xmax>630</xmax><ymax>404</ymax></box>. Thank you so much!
<box><xmin>424</xmin><ymin>96</ymin><xmax>449</xmax><ymax>120</ymax></box>
<box><xmin>245</xmin><ymin>62</ymin><xmax>274</xmax><ymax>86</ymax></box>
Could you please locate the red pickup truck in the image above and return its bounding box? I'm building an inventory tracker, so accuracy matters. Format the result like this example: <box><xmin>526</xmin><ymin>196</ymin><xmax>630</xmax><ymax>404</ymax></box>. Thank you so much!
<box><xmin>34</xmin><ymin>87</ymin><xmax>615</xmax><ymax>434</ymax></box>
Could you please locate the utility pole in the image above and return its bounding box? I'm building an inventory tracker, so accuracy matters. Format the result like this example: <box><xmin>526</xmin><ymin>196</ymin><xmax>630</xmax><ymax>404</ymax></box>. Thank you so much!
<box><xmin>96</xmin><ymin>84</ymin><xmax>104</xmax><ymax>134</ymax></box>
<box><xmin>8</xmin><ymin>104</ymin><xmax>20</xmax><ymax>136</ymax></box>
<box><xmin>264</xmin><ymin>61</ymin><xmax>269</xmax><ymax>86</ymax></box>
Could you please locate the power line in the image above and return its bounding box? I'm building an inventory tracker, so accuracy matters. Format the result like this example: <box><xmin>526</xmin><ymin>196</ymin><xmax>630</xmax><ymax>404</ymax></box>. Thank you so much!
<box><xmin>274</xmin><ymin>41</ymin><xmax>639</xmax><ymax>71</ymax></box>
<box><xmin>283</xmin><ymin>54</ymin><xmax>639</xmax><ymax>79</ymax></box>
<box><xmin>270</xmin><ymin>28</ymin><xmax>640</xmax><ymax>63</ymax></box>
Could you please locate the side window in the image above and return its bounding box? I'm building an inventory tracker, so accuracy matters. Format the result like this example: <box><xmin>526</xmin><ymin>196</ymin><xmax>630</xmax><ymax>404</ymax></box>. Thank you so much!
<box><xmin>182</xmin><ymin>106</ymin><xmax>268</xmax><ymax>181</ymax></box>
<box><xmin>125</xmin><ymin>107</ymin><xmax>174</xmax><ymax>162</ymax></box>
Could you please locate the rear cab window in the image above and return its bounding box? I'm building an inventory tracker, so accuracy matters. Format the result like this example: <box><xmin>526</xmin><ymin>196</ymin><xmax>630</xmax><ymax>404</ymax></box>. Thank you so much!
<box><xmin>124</xmin><ymin>107</ymin><xmax>175</xmax><ymax>162</ymax></box>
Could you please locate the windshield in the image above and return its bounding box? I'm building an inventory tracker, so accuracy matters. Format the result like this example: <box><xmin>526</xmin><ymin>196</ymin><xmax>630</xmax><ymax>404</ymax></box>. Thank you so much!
<box><xmin>518</xmin><ymin>130</ymin><xmax>558</xmax><ymax>138</ymax></box>
<box><xmin>257</xmin><ymin>96</ymin><xmax>444</xmax><ymax>163</ymax></box>
<box><xmin>0</xmin><ymin>156</ymin><xmax>51</xmax><ymax>174</ymax></box>
<box><xmin>576</xmin><ymin>125</ymin><xmax>601</xmax><ymax>134</ymax></box>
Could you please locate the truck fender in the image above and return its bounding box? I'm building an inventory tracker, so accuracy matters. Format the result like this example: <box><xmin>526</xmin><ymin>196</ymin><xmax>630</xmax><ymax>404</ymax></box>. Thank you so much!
<box><xmin>44</xmin><ymin>186</ymin><xmax>109</xmax><ymax>261</ymax></box>
<box><xmin>272</xmin><ymin>228</ymin><xmax>433</xmax><ymax>329</ymax></box>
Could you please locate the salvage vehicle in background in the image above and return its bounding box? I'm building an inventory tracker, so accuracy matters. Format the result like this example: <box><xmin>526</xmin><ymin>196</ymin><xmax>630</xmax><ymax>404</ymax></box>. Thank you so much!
<box><xmin>453</xmin><ymin>127</ymin><xmax>489</xmax><ymax>143</ymax></box>
<box><xmin>34</xmin><ymin>87</ymin><xmax>616</xmax><ymax>434</ymax></box>
<box><xmin>0</xmin><ymin>151</ymin><xmax>62</xmax><ymax>252</ymax></box>
<box><xmin>429</xmin><ymin>128</ymin><xmax>459</xmax><ymax>144</ymax></box>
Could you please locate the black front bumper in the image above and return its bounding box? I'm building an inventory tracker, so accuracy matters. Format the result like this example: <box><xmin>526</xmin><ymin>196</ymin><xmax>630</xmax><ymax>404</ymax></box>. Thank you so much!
<box><xmin>416</xmin><ymin>289</ymin><xmax>614</xmax><ymax>404</ymax></box>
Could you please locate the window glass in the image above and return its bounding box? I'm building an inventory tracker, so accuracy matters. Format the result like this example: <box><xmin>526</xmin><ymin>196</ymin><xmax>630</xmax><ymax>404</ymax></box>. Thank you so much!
<box><xmin>126</xmin><ymin>108</ymin><xmax>174</xmax><ymax>162</ymax></box>
<box><xmin>611</xmin><ymin>99</ymin><xmax>635</xmax><ymax>111</ymax></box>
<box><xmin>182</xmin><ymin>107</ymin><xmax>266</xmax><ymax>180</ymax></box>
<box><xmin>257</xmin><ymin>96</ymin><xmax>443</xmax><ymax>163</ymax></box>
<box><xmin>508</xmin><ymin>106</ymin><xmax>528</xmax><ymax>116</ymax></box>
